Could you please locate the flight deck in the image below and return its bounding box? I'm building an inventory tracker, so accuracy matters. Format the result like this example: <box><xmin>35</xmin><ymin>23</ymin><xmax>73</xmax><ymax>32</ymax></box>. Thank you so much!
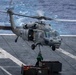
<box><xmin>0</xmin><ymin>35</ymin><xmax>76</xmax><ymax>75</ymax></box>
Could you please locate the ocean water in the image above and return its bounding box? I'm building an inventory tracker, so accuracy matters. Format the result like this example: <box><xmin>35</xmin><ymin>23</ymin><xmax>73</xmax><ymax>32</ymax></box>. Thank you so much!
<box><xmin>0</xmin><ymin>0</ymin><xmax>76</xmax><ymax>35</ymax></box>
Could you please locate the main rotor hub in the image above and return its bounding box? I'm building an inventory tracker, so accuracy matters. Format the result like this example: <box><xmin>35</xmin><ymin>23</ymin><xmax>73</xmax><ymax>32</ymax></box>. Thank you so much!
<box><xmin>7</xmin><ymin>9</ymin><xmax>13</xmax><ymax>15</ymax></box>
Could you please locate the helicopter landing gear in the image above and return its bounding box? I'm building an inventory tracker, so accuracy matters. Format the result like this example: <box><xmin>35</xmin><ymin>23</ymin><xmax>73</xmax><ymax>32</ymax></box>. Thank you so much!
<box><xmin>31</xmin><ymin>44</ymin><xmax>36</xmax><ymax>50</ymax></box>
<box><xmin>31</xmin><ymin>43</ymin><xmax>42</xmax><ymax>50</ymax></box>
<box><xmin>52</xmin><ymin>45</ymin><xmax>56</xmax><ymax>51</ymax></box>
<box><xmin>15</xmin><ymin>36</ymin><xmax>19</xmax><ymax>42</ymax></box>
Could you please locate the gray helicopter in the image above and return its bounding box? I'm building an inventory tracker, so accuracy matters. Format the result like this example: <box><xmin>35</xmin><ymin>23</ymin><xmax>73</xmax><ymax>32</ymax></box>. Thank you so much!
<box><xmin>0</xmin><ymin>9</ymin><xmax>62</xmax><ymax>51</ymax></box>
<box><xmin>0</xmin><ymin>8</ymin><xmax>76</xmax><ymax>51</ymax></box>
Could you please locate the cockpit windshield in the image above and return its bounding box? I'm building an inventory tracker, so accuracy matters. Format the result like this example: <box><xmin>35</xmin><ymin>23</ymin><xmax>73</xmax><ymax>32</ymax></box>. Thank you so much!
<box><xmin>45</xmin><ymin>30</ymin><xmax>59</xmax><ymax>38</ymax></box>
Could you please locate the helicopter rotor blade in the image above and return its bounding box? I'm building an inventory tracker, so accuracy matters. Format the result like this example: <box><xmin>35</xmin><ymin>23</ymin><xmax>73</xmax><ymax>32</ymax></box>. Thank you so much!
<box><xmin>13</xmin><ymin>13</ymin><xmax>53</xmax><ymax>20</ymax></box>
<box><xmin>13</xmin><ymin>13</ymin><xmax>37</xmax><ymax>18</ymax></box>
<box><xmin>1</xmin><ymin>9</ymin><xmax>76</xmax><ymax>22</ymax></box>
<box><xmin>3</xmin><ymin>10</ymin><xmax>53</xmax><ymax>21</ymax></box>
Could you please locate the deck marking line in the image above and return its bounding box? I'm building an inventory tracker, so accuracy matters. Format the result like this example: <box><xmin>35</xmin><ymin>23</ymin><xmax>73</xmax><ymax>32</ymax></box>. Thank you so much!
<box><xmin>60</xmin><ymin>35</ymin><xmax>76</xmax><ymax>37</ymax></box>
<box><xmin>57</xmin><ymin>48</ymin><xmax>76</xmax><ymax>60</ymax></box>
<box><xmin>0</xmin><ymin>48</ymin><xmax>26</xmax><ymax>66</ymax></box>
<box><xmin>0</xmin><ymin>66</ymin><xmax>12</xmax><ymax>75</ymax></box>
<box><xmin>0</xmin><ymin>49</ymin><xmax>7</xmax><ymax>58</ymax></box>
<box><xmin>0</xmin><ymin>34</ymin><xmax>15</xmax><ymax>35</ymax></box>
<box><xmin>0</xmin><ymin>34</ymin><xmax>76</xmax><ymax>37</ymax></box>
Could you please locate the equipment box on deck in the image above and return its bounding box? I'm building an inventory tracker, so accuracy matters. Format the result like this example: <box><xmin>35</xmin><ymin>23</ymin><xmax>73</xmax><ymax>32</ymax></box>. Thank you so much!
<box><xmin>21</xmin><ymin>66</ymin><xmax>49</xmax><ymax>75</ymax></box>
<box><xmin>41</xmin><ymin>61</ymin><xmax>62</xmax><ymax>73</ymax></box>
<box><xmin>21</xmin><ymin>61</ymin><xmax>62</xmax><ymax>75</ymax></box>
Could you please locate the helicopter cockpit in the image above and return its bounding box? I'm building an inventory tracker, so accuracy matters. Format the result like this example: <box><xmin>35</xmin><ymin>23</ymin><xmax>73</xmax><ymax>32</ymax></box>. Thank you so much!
<box><xmin>44</xmin><ymin>29</ymin><xmax>61</xmax><ymax>49</ymax></box>
<box><xmin>45</xmin><ymin>30</ymin><xmax>59</xmax><ymax>38</ymax></box>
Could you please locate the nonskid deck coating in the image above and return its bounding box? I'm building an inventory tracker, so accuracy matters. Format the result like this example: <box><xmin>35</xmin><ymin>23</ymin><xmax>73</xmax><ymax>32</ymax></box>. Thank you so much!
<box><xmin>0</xmin><ymin>35</ymin><xmax>76</xmax><ymax>75</ymax></box>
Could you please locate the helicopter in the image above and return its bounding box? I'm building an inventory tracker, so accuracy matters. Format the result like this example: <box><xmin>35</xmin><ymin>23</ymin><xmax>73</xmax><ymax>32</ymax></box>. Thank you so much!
<box><xmin>0</xmin><ymin>1</ymin><xmax>76</xmax><ymax>51</ymax></box>
<box><xmin>0</xmin><ymin>8</ymin><xmax>62</xmax><ymax>51</ymax></box>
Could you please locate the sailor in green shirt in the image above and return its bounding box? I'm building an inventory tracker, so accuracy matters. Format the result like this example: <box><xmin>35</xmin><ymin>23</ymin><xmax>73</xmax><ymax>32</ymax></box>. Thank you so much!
<box><xmin>35</xmin><ymin>51</ymin><xmax>43</xmax><ymax>66</ymax></box>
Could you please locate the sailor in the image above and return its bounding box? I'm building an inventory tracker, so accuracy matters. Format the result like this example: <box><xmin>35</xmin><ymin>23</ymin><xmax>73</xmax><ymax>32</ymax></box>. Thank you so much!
<box><xmin>35</xmin><ymin>51</ymin><xmax>43</xmax><ymax>67</ymax></box>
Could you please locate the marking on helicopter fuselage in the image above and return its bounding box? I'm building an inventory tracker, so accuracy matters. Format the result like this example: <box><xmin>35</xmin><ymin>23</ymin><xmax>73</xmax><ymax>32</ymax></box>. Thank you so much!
<box><xmin>57</xmin><ymin>48</ymin><xmax>76</xmax><ymax>60</ymax></box>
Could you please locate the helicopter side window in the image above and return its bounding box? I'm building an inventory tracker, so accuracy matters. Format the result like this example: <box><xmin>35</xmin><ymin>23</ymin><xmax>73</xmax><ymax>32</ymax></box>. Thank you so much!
<box><xmin>45</xmin><ymin>32</ymin><xmax>51</xmax><ymax>38</ymax></box>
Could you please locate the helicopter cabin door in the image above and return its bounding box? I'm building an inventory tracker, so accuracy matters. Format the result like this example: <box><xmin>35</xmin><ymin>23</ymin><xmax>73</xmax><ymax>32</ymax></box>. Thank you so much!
<box><xmin>28</xmin><ymin>29</ymin><xmax>34</xmax><ymax>41</ymax></box>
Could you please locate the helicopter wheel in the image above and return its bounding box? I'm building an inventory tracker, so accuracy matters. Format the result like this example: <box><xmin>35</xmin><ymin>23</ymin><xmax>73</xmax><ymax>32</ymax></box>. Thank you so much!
<box><xmin>52</xmin><ymin>45</ymin><xmax>56</xmax><ymax>51</ymax></box>
<box><xmin>31</xmin><ymin>44</ymin><xmax>36</xmax><ymax>50</ymax></box>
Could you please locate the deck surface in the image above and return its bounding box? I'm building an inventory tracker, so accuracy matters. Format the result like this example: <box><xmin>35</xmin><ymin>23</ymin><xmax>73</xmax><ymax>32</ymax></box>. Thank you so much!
<box><xmin>0</xmin><ymin>35</ymin><xmax>76</xmax><ymax>75</ymax></box>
